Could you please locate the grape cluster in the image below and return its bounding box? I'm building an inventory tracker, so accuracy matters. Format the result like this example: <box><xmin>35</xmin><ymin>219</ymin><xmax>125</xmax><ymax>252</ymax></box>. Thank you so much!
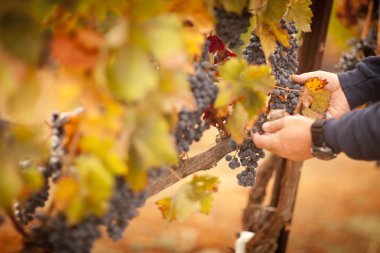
<box><xmin>14</xmin><ymin>110</ymin><xmax>75</xmax><ymax>225</ymax></box>
<box><xmin>103</xmin><ymin>177</ymin><xmax>148</xmax><ymax>240</ymax></box>
<box><xmin>243</xmin><ymin>33</ymin><xmax>266</xmax><ymax>65</ymax></box>
<box><xmin>336</xmin><ymin>30</ymin><xmax>377</xmax><ymax>72</ymax></box>
<box><xmin>226</xmin><ymin>139</ymin><xmax>264</xmax><ymax>187</ymax></box>
<box><xmin>103</xmin><ymin>168</ymin><xmax>164</xmax><ymax>240</ymax></box>
<box><xmin>14</xmin><ymin>162</ymin><xmax>52</xmax><ymax>225</ymax></box>
<box><xmin>175</xmin><ymin>43</ymin><xmax>218</xmax><ymax>153</ymax></box>
<box><xmin>269</xmin><ymin>21</ymin><xmax>301</xmax><ymax>114</ymax></box>
<box><xmin>214</xmin><ymin>6</ymin><xmax>251</xmax><ymax>49</ymax></box>
<box><xmin>25</xmin><ymin>214</ymin><xmax>101</xmax><ymax>253</ymax></box>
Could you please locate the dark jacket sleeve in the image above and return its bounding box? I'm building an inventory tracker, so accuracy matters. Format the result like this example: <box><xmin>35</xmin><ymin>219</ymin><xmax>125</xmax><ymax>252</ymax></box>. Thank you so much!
<box><xmin>324</xmin><ymin>102</ymin><xmax>380</xmax><ymax>160</ymax></box>
<box><xmin>338</xmin><ymin>56</ymin><xmax>380</xmax><ymax>109</ymax></box>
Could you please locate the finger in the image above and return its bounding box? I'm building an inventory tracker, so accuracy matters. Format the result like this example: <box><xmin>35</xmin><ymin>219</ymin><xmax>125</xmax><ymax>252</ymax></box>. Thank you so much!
<box><xmin>252</xmin><ymin>133</ymin><xmax>277</xmax><ymax>151</ymax></box>
<box><xmin>326</xmin><ymin>111</ymin><xmax>333</xmax><ymax>119</ymax></box>
<box><xmin>262</xmin><ymin>118</ymin><xmax>285</xmax><ymax>133</ymax></box>
<box><xmin>291</xmin><ymin>72</ymin><xmax>319</xmax><ymax>84</ymax></box>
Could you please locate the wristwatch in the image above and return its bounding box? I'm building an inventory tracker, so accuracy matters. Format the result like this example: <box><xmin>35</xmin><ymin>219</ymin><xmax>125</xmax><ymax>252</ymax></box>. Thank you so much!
<box><xmin>310</xmin><ymin>119</ymin><xmax>337</xmax><ymax>160</ymax></box>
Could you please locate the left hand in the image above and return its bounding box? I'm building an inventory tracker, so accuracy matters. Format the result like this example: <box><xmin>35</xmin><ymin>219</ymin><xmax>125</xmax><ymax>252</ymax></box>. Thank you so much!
<box><xmin>252</xmin><ymin>115</ymin><xmax>314</xmax><ymax>161</ymax></box>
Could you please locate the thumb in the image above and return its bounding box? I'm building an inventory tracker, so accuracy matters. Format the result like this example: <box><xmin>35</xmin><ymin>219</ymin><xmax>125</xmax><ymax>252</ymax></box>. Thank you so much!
<box><xmin>252</xmin><ymin>133</ymin><xmax>277</xmax><ymax>151</ymax></box>
<box><xmin>262</xmin><ymin>118</ymin><xmax>285</xmax><ymax>133</ymax></box>
<box><xmin>291</xmin><ymin>72</ymin><xmax>318</xmax><ymax>84</ymax></box>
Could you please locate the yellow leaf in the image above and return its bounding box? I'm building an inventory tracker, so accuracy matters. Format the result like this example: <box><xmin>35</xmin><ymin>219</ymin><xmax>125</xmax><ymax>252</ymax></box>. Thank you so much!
<box><xmin>107</xmin><ymin>47</ymin><xmax>158</xmax><ymax>102</ymax></box>
<box><xmin>310</xmin><ymin>89</ymin><xmax>331</xmax><ymax>115</ymax></box>
<box><xmin>156</xmin><ymin>197</ymin><xmax>176</xmax><ymax>221</ymax></box>
<box><xmin>219</xmin><ymin>58</ymin><xmax>247</xmax><ymax>83</ymax></box>
<box><xmin>300</xmin><ymin>77</ymin><xmax>331</xmax><ymax>118</ymax></box>
<box><xmin>145</xmin><ymin>16</ymin><xmax>186</xmax><ymax>62</ymax></box>
<box><xmin>305</xmin><ymin>77</ymin><xmax>328</xmax><ymax>91</ymax></box>
<box><xmin>55</xmin><ymin>177</ymin><xmax>80</xmax><ymax>210</ymax></box>
<box><xmin>264</xmin><ymin>0</ymin><xmax>291</xmax><ymax>21</ymax></box>
<box><xmin>175</xmin><ymin>184</ymin><xmax>201</xmax><ymax>222</ymax></box>
<box><xmin>21</xmin><ymin>167</ymin><xmax>44</xmax><ymax>191</ymax></box>
<box><xmin>218</xmin><ymin>0</ymin><xmax>248</xmax><ymax>13</ymax></box>
<box><xmin>284</xmin><ymin>0</ymin><xmax>312</xmax><ymax>32</ymax></box>
<box><xmin>264</xmin><ymin>20</ymin><xmax>290</xmax><ymax>47</ymax></box>
<box><xmin>129</xmin><ymin>0</ymin><xmax>166</xmax><ymax>23</ymax></box>
<box><xmin>156</xmin><ymin>175</ymin><xmax>219</xmax><ymax>222</ymax></box>
<box><xmin>0</xmin><ymin>164</ymin><xmax>21</xmax><ymax>208</ymax></box>
<box><xmin>167</xmin><ymin>0</ymin><xmax>215</xmax><ymax>33</ymax></box>
<box><xmin>126</xmin><ymin>161</ymin><xmax>148</xmax><ymax>192</ymax></box>
<box><xmin>257</xmin><ymin>26</ymin><xmax>277</xmax><ymax>58</ymax></box>
<box><xmin>214</xmin><ymin>80</ymin><xmax>236</xmax><ymax>108</ymax></box>
<box><xmin>128</xmin><ymin>110</ymin><xmax>178</xmax><ymax>171</ymax></box>
<box><xmin>103</xmin><ymin>153</ymin><xmax>128</xmax><ymax>176</ymax></box>
<box><xmin>226</xmin><ymin>102</ymin><xmax>248</xmax><ymax>144</ymax></box>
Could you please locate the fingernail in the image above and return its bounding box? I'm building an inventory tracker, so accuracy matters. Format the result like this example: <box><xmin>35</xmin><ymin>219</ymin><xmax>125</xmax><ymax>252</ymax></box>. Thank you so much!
<box><xmin>262</xmin><ymin>122</ymin><xmax>270</xmax><ymax>130</ymax></box>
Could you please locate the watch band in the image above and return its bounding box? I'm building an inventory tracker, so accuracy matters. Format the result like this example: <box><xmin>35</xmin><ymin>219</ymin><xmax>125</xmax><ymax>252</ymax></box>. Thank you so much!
<box><xmin>311</xmin><ymin>119</ymin><xmax>325</xmax><ymax>147</ymax></box>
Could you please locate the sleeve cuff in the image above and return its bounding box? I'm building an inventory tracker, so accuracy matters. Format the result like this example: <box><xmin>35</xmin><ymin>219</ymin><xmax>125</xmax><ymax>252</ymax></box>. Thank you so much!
<box><xmin>324</xmin><ymin>119</ymin><xmax>341</xmax><ymax>154</ymax></box>
<box><xmin>338</xmin><ymin>72</ymin><xmax>362</xmax><ymax>110</ymax></box>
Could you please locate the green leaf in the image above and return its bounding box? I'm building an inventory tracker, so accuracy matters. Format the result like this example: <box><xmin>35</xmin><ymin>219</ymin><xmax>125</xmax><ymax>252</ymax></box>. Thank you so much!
<box><xmin>129</xmin><ymin>110</ymin><xmax>178</xmax><ymax>170</ymax></box>
<box><xmin>218</xmin><ymin>58</ymin><xmax>247</xmax><ymax>83</ymax></box>
<box><xmin>0</xmin><ymin>164</ymin><xmax>21</xmax><ymax>208</ymax></box>
<box><xmin>21</xmin><ymin>166</ymin><xmax>44</xmax><ymax>191</ymax></box>
<box><xmin>214</xmin><ymin>80</ymin><xmax>236</xmax><ymax>107</ymax></box>
<box><xmin>284</xmin><ymin>0</ymin><xmax>313</xmax><ymax>32</ymax></box>
<box><xmin>241</xmin><ymin>90</ymin><xmax>267</xmax><ymax>118</ymax></box>
<box><xmin>145</xmin><ymin>16</ymin><xmax>185</xmax><ymax>62</ymax></box>
<box><xmin>226</xmin><ymin>102</ymin><xmax>248</xmax><ymax>144</ymax></box>
<box><xmin>0</xmin><ymin>10</ymin><xmax>41</xmax><ymax>64</ymax></box>
<box><xmin>107</xmin><ymin>47</ymin><xmax>159</xmax><ymax>102</ymax></box>
<box><xmin>55</xmin><ymin>155</ymin><xmax>115</xmax><ymax>223</ymax></box>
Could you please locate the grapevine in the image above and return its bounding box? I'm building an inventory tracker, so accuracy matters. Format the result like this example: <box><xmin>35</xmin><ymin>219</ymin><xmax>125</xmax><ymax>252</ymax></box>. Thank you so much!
<box><xmin>0</xmin><ymin>1</ymin><xmax>314</xmax><ymax>252</ymax></box>
<box><xmin>336</xmin><ymin>30</ymin><xmax>377</xmax><ymax>72</ymax></box>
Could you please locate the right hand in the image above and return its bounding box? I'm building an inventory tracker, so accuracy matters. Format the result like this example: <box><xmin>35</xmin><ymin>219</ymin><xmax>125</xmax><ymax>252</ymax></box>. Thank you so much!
<box><xmin>291</xmin><ymin>71</ymin><xmax>350</xmax><ymax>119</ymax></box>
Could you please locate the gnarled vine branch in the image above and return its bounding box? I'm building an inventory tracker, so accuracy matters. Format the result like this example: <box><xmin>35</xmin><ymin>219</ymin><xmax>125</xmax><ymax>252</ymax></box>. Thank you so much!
<box><xmin>148</xmin><ymin>138</ymin><xmax>234</xmax><ymax>196</ymax></box>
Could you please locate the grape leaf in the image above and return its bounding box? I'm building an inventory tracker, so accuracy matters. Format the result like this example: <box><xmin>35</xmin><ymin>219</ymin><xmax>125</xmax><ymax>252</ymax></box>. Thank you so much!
<box><xmin>256</xmin><ymin>26</ymin><xmax>277</xmax><ymax>58</ymax></box>
<box><xmin>216</xmin><ymin>58</ymin><xmax>274</xmax><ymax>108</ymax></box>
<box><xmin>263</xmin><ymin>0</ymin><xmax>291</xmax><ymax>21</ymax></box>
<box><xmin>20</xmin><ymin>166</ymin><xmax>44</xmax><ymax>192</ymax></box>
<box><xmin>107</xmin><ymin>47</ymin><xmax>159</xmax><ymax>102</ymax></box>
<box><xmin>218</xmin><ymin>0</ymin><xmax>248</xmax><ymax>14</ymax></box>
<box><xmin>144</xmin><ymin>16</ymin><xmax>187</xmax><ymax>63</ymax></box>
<box><xmin>51</xmin><ymin>29</ymin><xmax>103</xmax><ymax>70</ymax></box>
<box><xmin>126</xmin><ymin>108</ymin><xmax>178</xmax><ymax>191</ymax></box>
<box><xmin>226</xmin><ymin>102</ymin><xmax>248</xmax><ymax>144</ymax></box>
<box><xmin>0</xmin><ymin>164</ymin><xmax>22</xmax><ymax>208</ymax></box>
<box><xmin>168</xmin><ymin>0</ymin><xmax>214</xmax><ymax>33</ymax></box>
<box><xmin>284</xmin><ymin>0</ymin><xmax>313</xmax><ymax>32</ymax></box>
<box><xmin>55</xmin><ymin>155</ymin><xmax>114</xmax><ymax>223</ymax></box>
<box><xmin>156</xmin><ymin>175</ymin><xmax>219</xmax><ymax>222</ymax></box>
<box><xmin>298</xmin><ymin>77</ymin><xmax>331</xmax><ymax>119</ymax></box>
<box><xmin>264</xmin><ymin>20</ymin><xmax>290</xmax><ymax>47</ymax></box>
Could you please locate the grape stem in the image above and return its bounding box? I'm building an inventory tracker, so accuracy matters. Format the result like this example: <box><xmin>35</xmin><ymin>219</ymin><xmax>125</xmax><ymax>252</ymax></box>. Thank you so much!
<box><xmin>6</xmin><ymin>208</ymin><xmax>30</xmax><ymax>239</ymax></box>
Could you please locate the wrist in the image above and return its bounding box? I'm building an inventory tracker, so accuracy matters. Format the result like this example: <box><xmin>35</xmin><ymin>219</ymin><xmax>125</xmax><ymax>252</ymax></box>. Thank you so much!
<box><xmin>310</xmin><ymin>119</ymin><xmax>337</xmax><ymax>160</ymax></box>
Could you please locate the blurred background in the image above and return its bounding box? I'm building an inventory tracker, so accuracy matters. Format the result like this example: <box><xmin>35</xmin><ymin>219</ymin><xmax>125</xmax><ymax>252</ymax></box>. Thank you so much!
<box><xmin>2</xmin><ymin>1</ymin><xmax>380</xmax><ymax>253</ymax></box>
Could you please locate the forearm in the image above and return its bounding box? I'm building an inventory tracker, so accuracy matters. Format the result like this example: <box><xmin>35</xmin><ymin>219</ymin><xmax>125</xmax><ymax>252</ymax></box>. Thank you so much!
<box><xmin>324</xmin><ymin>102</ymin><xmax>380</xmax><ymax>160</ymax></box>
<box><xmin>338</xmin><ymin>56</ymin><xmax>380</xmax><ymax>109</ymax></box>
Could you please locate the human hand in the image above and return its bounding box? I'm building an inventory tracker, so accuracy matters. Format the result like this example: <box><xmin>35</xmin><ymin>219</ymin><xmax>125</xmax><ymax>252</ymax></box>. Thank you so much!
<box><xmin>252</xmin><ymin>115</ymin><xmax>314</xmax><ymax>161</ymax></box>
<box><xmin>291</xmin><ymin>71</ymin><xmax>350</xmax><ymax>119</ymax></box>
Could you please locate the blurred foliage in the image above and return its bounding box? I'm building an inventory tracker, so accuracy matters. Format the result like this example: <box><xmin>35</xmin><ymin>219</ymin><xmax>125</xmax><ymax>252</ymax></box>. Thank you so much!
<box><xmin>0</xmin><ymin>0</ymin><xmax>311</xmax><ymax>223</ymax></box>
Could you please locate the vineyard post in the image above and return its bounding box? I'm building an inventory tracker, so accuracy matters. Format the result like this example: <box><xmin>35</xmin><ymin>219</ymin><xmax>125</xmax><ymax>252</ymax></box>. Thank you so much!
<box><xmin>243</xmin><ymin>0</ymin><xmax>333</xmax><ymax>252</ymax></box>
